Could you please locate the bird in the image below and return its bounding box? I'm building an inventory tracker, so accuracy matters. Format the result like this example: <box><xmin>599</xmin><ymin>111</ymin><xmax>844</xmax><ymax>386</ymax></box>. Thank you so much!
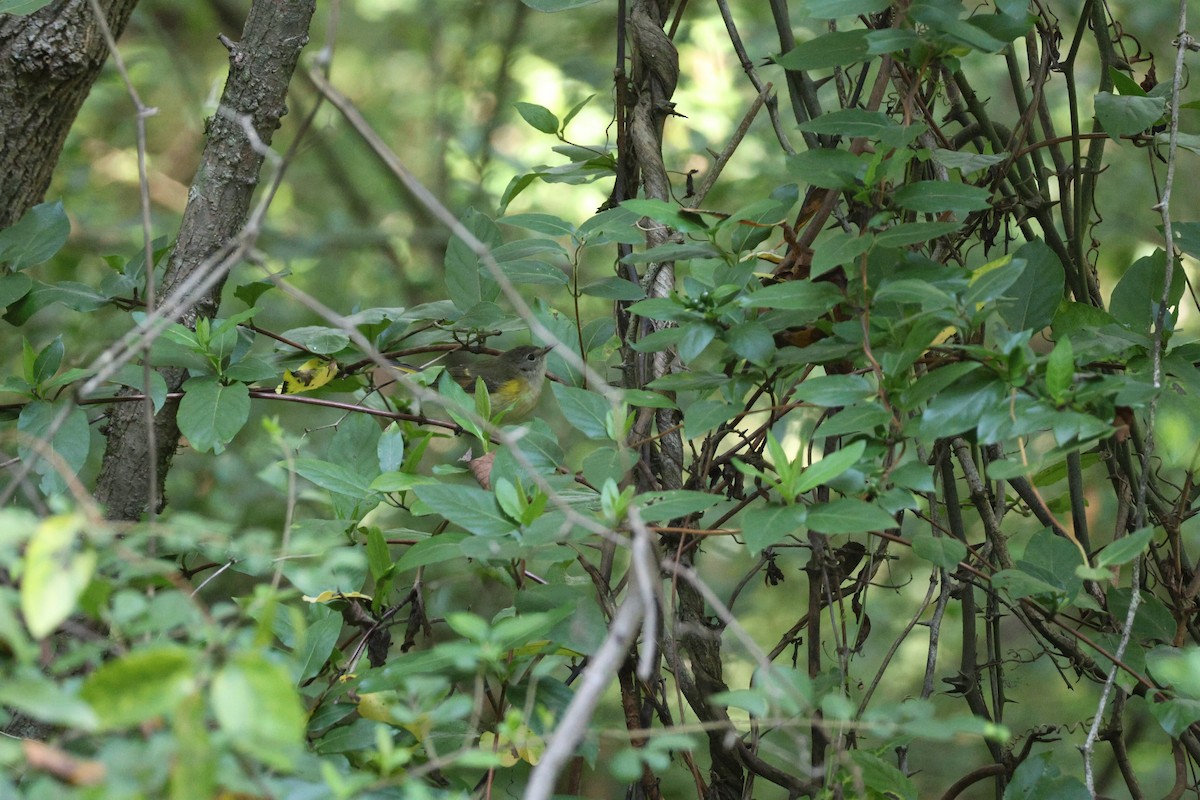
<box><xmin>446</xmin><ymin>344</ymin><xmax>553</xmax><ymax>419</ymax></box>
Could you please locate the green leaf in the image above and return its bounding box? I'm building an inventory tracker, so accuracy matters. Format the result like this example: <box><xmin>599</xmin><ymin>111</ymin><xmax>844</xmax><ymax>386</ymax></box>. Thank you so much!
<box><xmin>1004</xmin><ymin>752</ymin><xmax>1090</xmax><ymax>800</ymax></box>
<box><xmin>726</xmin><ymin>320</ymin><xmax>775</xmax><ymax>366</ymax></box>
<box><xmin>684</xmin><ymin>399</ymin><xmax>739</xmax><ymax>439</ymax></box>
<box><xmin>436</xmin><ymin>370</ymin><xmax>487</xmax><ymax>441</ymax></box>
<box><xmin>578</xmin><ymin>206</ymin><xmax>645</xmax><ymax>245</ymax></box>
<box><xmin>626</xmin><ymin>296</ymin><xmax>693</xmax><ymax>322</ymax></box>
<box><xmin>494</xmin><ymin>478</ymin><xmax>524</xmax><ymax>522</ymax></box>
<box><xmin>740</xmin><ymin>504</ymin><xmax>807</xmax><ymax>554</ymax></box>
<box><xmin>892</xmin><ymin>181</ymin><xmax>992</xmax><ymax>213</ymax></box>
<box><xmin>395</xmin><ymin>532</ymin><xmax>468</xmax><ymax>572</ymax></box>
<box><xmin>931</xmin><ymin>18</ymin><xmax>1008</xmax><ymax>53</ymax></box>
<box><xmin>0</xmin><ymin>0</ymin><xmax>54</xmax><ymax>12</ymax></box>
<box><xmin>816</xmin><ymin>404</ymin><xmax>890</xmax><ymax>438</ymax></box>
<box><xmin>709</xmin><ymin>687</ymin><xmax>770</xmax><ymax>718</ymax></box>
<box><xmin>1096</xmin><ymin>527</ymin><xmax>1153</xmax><ymax>568</ymax></box>
<box><xmin>445</xmin><ymin>209</ymin><xmax>503</xmax><ymax>312</ymax></box>
<box><xmin>23</xmin><ymin>339</ymin><xmax>40</xmax><ymax>388</ymax></box>
<box><xmin>0</xmin><ymin>201</ymin><xmax>69</xmax><ymax>270</ymax></box>
<box><xmin>621</xmin><ymin>389</ymin><xmax>676</xmax><ymax>409</ymax></box>
<box><xmin>279</xmin><ymin>325</ymin><xmax>350</xmax><ymax>355</ymax></box>
<box><xmin>1109</xmin><ymin>66</ymin><xmax>1148</xmax><ymax>97</ymax></box>
<box><xmin>562</xmin><ymin>94</ymin><xmax>595</xmax><ymax>128</ymax></box>
<box><xmin>1094</xmin><ymin>92</ymin><xmax>1164</xmax><ymax>138</ymax></box>
<box><xmin>918</xmin><ymin>372</ymin><xmax>1005</xmax><ymax>440</ymax></box>
<box><xmin>775</xmin><ymin>30</ymin><xmax>870</xmax><ymax>71</ymax></box>
<box><xmin>1154</xmin><ymin>390</ymin><xmax>1200</xmax><ymax>470</ymax></box>
<box><xmin>234</xmin><ymin>279</ymin><xmax>274</xmax><ymax>307</ymax></box>
<box><xmin>30</xmin><ymin>337</ymin><xmax>63</xmax><ymax>386</ymax></box>
<box><xmin>997</xmin><ymin>239</ymin><xmax>1065</xmax><ymax>332</ymax></box>
<box><xmin>874</xmin><ymin>221</ymin><xmax>962</xmax><ymax>247</ymax></box>
<box><xmin>493</xmin><ymin>237</ymin><xmax>568</xmax><ymax>262</ymax></box>
<box><xmin>80</xmin><ymin>645</ymin><xmax>196</xmax><ymax>729</ymax></box>
<box><xmin>0</xmin><ymin>676</ymin><xmax>97</xmax><ymax>729</ymax></box>
<box><xmin>296</xmin><ymin>613</ymin><xmax>344</xmax><ymax>684</ymax></box>
<box><xmin>212</xmin><ymin>652</ymin><xmax>306</xmax><ymax>770</ymax></box>
<box><xmin>865</xmin><ymin>28</ymin><xmax>921</xmax><ymax>54</ymax></box>
<box><xmin>1044</xmin><ymin>336</ymin><xmax>1074</xmax><ymax>402</ymax></box>
<box><xmin>1147</xmin><ymin>645</ymin><xmax>1200</xmax><ymax>699</ymax></box>
<box><xmin>366</xmin><ymin>527</ymin><xmax>393</xmax><ymax>582</ymax></box>
<box><xmin>890</xmin><ymin>460</ymin><xmax>936</xmax><ymax>492</ymax></box>
<box><xmin>1051</xmin><ymin>302</ymin><xmax>1121</xmax><ymax>342</ymax></box>
<box><xmin>1013</xmin><ymin>528</ymin><xmax>1084</xmax><ymax>599</ymax></box>
<box><xmin>513</xmin><ymin>101</ymin><xmax>560</xmax><ymax>134</ymax></box>
<box><xmin>582</xmin><ymin>317</ymin><xmax>617</xmax><ymax>354</ymax></box>
<box><xmin>799</xmin><ymin>109</ymin><xmax>899</xmax><ymax>138</ymax></box>
<box><xmin>5</xmin><ymin>280</ymin><xmax>110</xmax><ymax>325</ymax></box>
<box><xmin>178</xmin><ymin>377</ymin><xmax>250</xmax><ymax>455</ymax></box>
<box><xmin>679</xmin><ymin>322</ymin><xmax>717</xmax><ymax>362</ymax></box>
<box><xmin>741</xmin><ymin>280</ymin><xmax>842</xmax><ymax>316</ymax></box>
<box><xmin>0</xmin><ymin>272</ymin><xmax>33</xmax><ymax>309</ymax></box>
<box><xmin>620</xmin><ymin>199</ymin><xmax>709</xmax><ymax>233</ymax></box>
<box><xmin>793</xmin><ymin>374</ymin><xmax>873</xmax><ymax>407</ymax></box>
<box><xmin>413</xmin><ymin>483</ymin><xmax>516</xmax><ymax>536</ymax></box>
<box><xmin>293</xmin><ymin>459</ymin><xmax>377</xmax><ymax>498</ymax></box>
<box><xmin>649</xmin><ymin>370</ymin><xmax>742</xmax><ymax>392</ymax></box>
<box><xmin>912</xmin><ymin>531</ymin><xmax>967</xmax><ymax>570</ymax></box>
<box><xmin>729</xmin><ymin>191</ymin><xmax>796</xmax><ymax>253</ymax></box>
<box><xmin>551</xmin><ymin>383</ymin><xmax>614</xmax><ymax>439</ymax></box>
<box><xmin>1174</xmin><ymin>221</ymin><xmax>1200</xmax><ymax>260</ymax></box>
<box><xmin>930</xmin><ymin>148</ymin><xmax>1009</xmax><ymax>174</ymax></box>
<box><xmin>636</xmin><ymin>490</ymin><xmax>724</xmax><ymax>523</ymax></box>
<box><xmin>582</xmin><ymin>445</ymin><xmax>638</xmax><ymax>488</ymax></box>
<box><xmin>1149</xmin><ymin>697</ymin><xmax>1200</xmax><ymax>738</ymax></box>
<box><xmin>803</xmin><ymin>0</ymin><xmax>888</xmax><ymax>17</ymax></box>
<box><xmin>17</xmin><ymin>400</ymin><xmax>90</xmax><ymax>495</ymax></box>
<box><xmin>500</xmin><ymin>212</ymin><xmax>576</xmax><ymax>237</ymax></box>
<box><xmin>106</xmin><ymin>364</ymin><xmax>169</xmax><ymax>411</ymax></box>
<box><xmin>377</xmin><ymin>423</ymin><xmax>405</xmax><ymax>474</ymax></box>
<box><xmin>796</xmin><ymin>440</ymin><xmax>866</xmax><ymax>494</ymax></box>
<box><xmin>806</xmin><ymin>498</ymin><xmax>895</xmax><ymax>534</ymax></box>
<box><xmin>811</xmin><ymin>232</ymin><xmax>873</xmax><ymax>277</ymax></box>
<box><xmin>20</xmin><ymin>514</ymin><xmax>96</xmax><ymax>639</ymax></box>
<box><xmin>499</xmin><ymin>172</ymin><xmax>538</xmax><ymax>213</ymax></box>
<box><xmin>852</xmin><ymin>751</ymin><xmax>917</xmax><ymax>800</ymax></box>
<box><xmin>1110</xmin><ymin>249</ymin><xmax>1184</xmax><ymax>332</ymax></box>
<box><xmin>370</xmin><ymin>471</ymin><xmax>436</xmax><ymax>493</ymax></box>
<box><xmin>874</xmin><ymin>278</ymin><xmax>957</xmax><ymax>310</ymax></box>
<box><xmin>581</xmin><ymin>276</ymin><xmax>646</xmax><ymax>301</ymax></box>
<box><xmin>991</xmin><ymin>568</ymin><xmax>1066</xmax><ymax>603</ymax></box>
<box><xmin>786</xmin><ymin>149</ymin><xmax>866</xmax><ymax>189</ymax></box>
<box><xmin>620</xmin><ymin>241</ymin><xmax>722</xmax><ymax>264</ymax></box>
<box><xmin>965</xmin><ymin>256</ymin><xmax>1025</xmax><ymax>309</ymax></box>
<box><xmin>171</xmin><ymin>693</ymin><xmax>217</xmax><ymax>799</ymax></box>
<box><xmin>898</xmin><ymin>361</ymin><xmax>979</xmax><ymax>410</ymax></box>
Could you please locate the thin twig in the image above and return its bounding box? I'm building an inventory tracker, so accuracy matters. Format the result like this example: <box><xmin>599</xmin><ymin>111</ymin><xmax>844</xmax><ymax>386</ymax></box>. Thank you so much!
<box><xmin>524</xmin><ymin>590</ymin><xmax>645</xmax><ymax>800</ymax></box>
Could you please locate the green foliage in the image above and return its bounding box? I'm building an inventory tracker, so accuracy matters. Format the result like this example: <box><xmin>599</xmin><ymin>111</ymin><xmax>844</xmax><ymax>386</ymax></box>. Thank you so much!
<box><xmin>2</xmin><ymin>0</ymin><xmax>1200</xmax><ymax>797</ymax></box>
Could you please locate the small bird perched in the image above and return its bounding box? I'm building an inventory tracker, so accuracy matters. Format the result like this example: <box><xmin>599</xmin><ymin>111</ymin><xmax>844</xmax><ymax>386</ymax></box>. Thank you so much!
<box><xmin>447</xmin><ymin>344</ymin><xmax>553</xmax><ymax>419</ymax></box>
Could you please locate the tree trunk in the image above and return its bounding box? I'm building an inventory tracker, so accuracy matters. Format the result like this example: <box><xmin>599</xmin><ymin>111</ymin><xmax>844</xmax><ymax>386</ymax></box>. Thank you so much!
<box><xmin>0</xmin><ymin>0</ymin><xmax>140</xmax><ymax>228</ymax></box>
<box><xmin>94</xmin><ymin>0</ymin><xmax>316</xmax><ymax>520</ymax></box>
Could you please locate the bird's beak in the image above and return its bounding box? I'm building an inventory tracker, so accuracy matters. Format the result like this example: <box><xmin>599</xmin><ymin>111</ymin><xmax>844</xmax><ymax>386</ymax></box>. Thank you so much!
<box><xmin>536</xmin><ymin>345</ymin><xmax>554</xmax><ymax>356</ymax></box>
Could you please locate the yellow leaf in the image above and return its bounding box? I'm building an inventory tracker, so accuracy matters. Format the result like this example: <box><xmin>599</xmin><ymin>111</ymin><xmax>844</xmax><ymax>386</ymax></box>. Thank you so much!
<box><xmin>302</xmin><ymin>590</ymin><xmax>372</xmax><ymax>604</ymax></box>
<box><xmin>276</xmin><ymin>358</ymin><xmax>338</xmax><ymax>395</ymax></box>
<box><xmin>357</xmin><ymin>692</ymin><xmax>396</xmax><ymax>723</ymax></box>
